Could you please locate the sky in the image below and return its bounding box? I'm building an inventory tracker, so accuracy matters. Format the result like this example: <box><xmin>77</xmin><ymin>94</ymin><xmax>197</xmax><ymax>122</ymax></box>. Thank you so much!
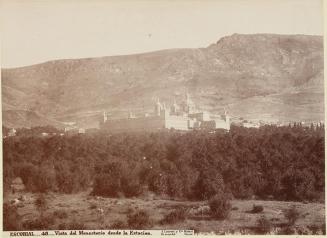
<box><xmin>1</xmin><ymin>0</ymin><xmax>324</xmax><ymax>68</ymax></box>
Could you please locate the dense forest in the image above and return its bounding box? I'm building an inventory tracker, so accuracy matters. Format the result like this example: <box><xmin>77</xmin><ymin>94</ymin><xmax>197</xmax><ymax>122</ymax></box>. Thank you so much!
<box><xmin>3</xmin><ymin>124</ymin><xmax>325</xmax><ymax>202</ymax></box>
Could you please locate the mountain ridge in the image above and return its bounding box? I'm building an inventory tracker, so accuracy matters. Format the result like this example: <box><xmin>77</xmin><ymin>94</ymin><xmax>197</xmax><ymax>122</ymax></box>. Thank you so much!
<box><xmin>1</xmin><ymin>33</ymin><xmax>324</xmax><ymax>128</ymax></box>
<box><xmin>2</xmin><ymin>33</ymin><xmax>323</xmax><ymax>70</ymax></box>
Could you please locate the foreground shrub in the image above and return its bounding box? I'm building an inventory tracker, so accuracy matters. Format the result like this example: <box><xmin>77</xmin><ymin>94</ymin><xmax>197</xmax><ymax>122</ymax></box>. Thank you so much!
<box><xmin>58</xmin><ymin>220</ymin><xmax>86</xmax><ymax>230</ymax></box>
<box><xmin>303</xmin><ymin>224</ymin><xmax>324</xmax><ymax>235</ymax></box>
<box><xmin>58</xmin><ymin>223</ymin><xmax>66</xmax><ymax>230</ymax></box>
<box><xmin>278</xmin><ymin>226</ymin><xmax>296</xmax><ymax>235</ymax></box>
<box><xmin>3</xmin><ymin>203</ymin><xmax>22</xmax><ymax>231</ymax></box>
<box><xmin>23</xmin><ymin>215</ymin><xmax>55</xmax><ymax>230</ymax></box>
<box><xmin>34</xmin><ymin>193</ymin><xmax>47</xmax><ymax>215</ymax></box>
<box><xmin>161</xmin><ymin>207</ymin><xmax>188</xmax><ymax>224</ymax></box>
<box><xmin>110</xmin><ymin>220</ymin><xmax>127</xmax><ymax>229</ymax></box>
<box><xmin>321</xmin><ymin>223</ymin><xmax>326</xmax><ymax>235</ymax></box>
<box><xmin>127</xmin><ymin>209</ymin><xmax>152</xmax><ymax>229</ymax></box>
<box><xmin>53</xmin><ymin>209</ymin><xmax>68</xmax><ymax>219</ymax></box>
<box><xmin>296</xmin><ymin>226</ymin><xmax>313</xmax><ymax>235</ymax></box>
<box><xmin>283</xmin><ymin>205</ymin><xmax>300</xmax><ymax>226</ymax></box>
<box><xmin>251</xmin><ymin>204</ymin><xmax>264</xmax><ymax>213</ymax></box>
<box><xmin>189</xmin><ymin>226</ymin><xmax>200</xmax><ymax>234</ymax></box>
<box><xmin>209</xmin><ymin>193</ymin><xmax>231</xmax><ymax>220</ymax></box>
<box><xmin>255</xmin><ymin>215</ymin><xmax>272</xmax><ymax>234</ymax></box>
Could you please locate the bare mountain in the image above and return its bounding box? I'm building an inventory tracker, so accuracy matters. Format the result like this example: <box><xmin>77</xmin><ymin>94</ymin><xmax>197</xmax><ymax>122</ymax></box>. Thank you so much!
<box><xmin>1</xmin><ymin>34</ymin><xmax>324</xmax><ymax>128</ymax></box>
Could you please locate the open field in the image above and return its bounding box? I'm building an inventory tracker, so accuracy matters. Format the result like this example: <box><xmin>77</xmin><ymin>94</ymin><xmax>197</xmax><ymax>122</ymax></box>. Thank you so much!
<box><xmin>5</xmin><ymin>191</ymin><xmax>325</xmax><ymax>234</ymax></box>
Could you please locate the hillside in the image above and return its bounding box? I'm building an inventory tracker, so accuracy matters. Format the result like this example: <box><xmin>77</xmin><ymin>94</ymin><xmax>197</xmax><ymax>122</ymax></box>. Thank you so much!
<box><xmin>1</xmin><ymin>34</ymin><xmax>324</xmax><ymax>128</ymax></box>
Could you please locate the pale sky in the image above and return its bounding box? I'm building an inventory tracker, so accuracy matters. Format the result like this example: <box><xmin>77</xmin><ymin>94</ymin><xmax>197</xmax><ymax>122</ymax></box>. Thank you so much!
<box><xmin>1</xmin><ymin>0</ymin><xmax>324</xmax><ymax>68</ymax></box>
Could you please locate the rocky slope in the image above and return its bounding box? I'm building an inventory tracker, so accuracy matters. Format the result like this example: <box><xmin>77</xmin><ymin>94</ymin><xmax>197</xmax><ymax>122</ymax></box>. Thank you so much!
<box><xmin>1</xmin><ymin>34</ymin><xmax>324</xmax><ymax>128</ymax></box>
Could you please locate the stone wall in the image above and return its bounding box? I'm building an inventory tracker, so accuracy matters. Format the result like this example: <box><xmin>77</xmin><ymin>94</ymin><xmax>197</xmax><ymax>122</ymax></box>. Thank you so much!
<box><xmin>101</xmin><ymin>115</ymin><xmax>165</xmax><ymax>133</ymax></box>
<box><xmin>215</xmin><ymin>119</ymin><xmax>230</xmax><ymax>130</ymax></box>
<box><xmin>165</xmin><ymin>115</ymin><xmax>189</xmax><ymax>130</ymax></box>
<box><xmin>100</xmin><ymin>111</ymin><xmax>230</xmax><ymax>133</ymax></box>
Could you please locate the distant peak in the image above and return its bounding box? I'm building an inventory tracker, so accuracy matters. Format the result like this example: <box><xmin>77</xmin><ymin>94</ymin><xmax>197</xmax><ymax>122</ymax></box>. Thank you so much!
<box><xmin>216</xmin><ymin>33</ymin><xmax>322</xmax><ymax>43</ymax></box>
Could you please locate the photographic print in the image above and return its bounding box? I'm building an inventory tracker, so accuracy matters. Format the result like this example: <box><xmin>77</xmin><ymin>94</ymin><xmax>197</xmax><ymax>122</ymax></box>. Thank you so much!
<box><xmin>1</xmin><ymin>0</ymin><xmax>325</xmax><ymax>236</ymax></box>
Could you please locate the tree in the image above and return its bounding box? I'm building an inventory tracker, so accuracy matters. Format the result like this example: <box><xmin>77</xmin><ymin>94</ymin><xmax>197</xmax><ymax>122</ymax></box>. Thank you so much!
<box><xmin>127</xmin><ymin>210</ymin><xmax>152</xmax><ymax>229</ymax></box>
<box><xmin>3</xmin><ymin>203</ymin><xmax>22</xmax><ymax>231</ymax></box>
<box><xmin>193</xmin><ymin>169</ymin><xmax>225</xmax><ymax>200</ymax></box>
<box><xmin>92</xmin><ymin>161</ymin><xmax>123</xmax><ymax>197</ymax></box>
<box><xmin>283</xmin><ymin>205</ymin><xmax>300</xmax><ymax>226</ymax></box>
<box><xmin>121</xmin><ymin>174</ymin><xmax>143</xmax><ymax>197</ymax></box>
<box><xmin>34</xmin><ymin>193</ymin><xmax>47</xmax><ymax>217</ymax></box>
<box><xmin>209</xmin><ymin>192</ymin><xmax>232</xmax><ymax>220</ymax></box>
<box><xmin>281</xmin><ymin>168</ymin><xmax>316</xmax><ymax>201</ymax></box>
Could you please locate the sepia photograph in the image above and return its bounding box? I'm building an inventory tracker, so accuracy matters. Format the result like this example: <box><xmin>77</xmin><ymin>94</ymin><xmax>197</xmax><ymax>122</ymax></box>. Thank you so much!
<box><xmin>1</xmin><ymin>0</ymin><xmax>325</xmax><ymax>236</ymax></box>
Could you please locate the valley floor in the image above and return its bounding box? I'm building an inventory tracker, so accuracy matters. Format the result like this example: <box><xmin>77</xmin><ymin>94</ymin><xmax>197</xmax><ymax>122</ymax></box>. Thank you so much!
<box><xmin>4</xmin><ymin>191</ymin><xmax>325</xmax><ymax>235</ymax></box>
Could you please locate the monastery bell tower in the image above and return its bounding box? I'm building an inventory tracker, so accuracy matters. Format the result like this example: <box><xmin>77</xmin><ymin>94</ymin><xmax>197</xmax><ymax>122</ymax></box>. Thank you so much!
<box><xmin>155</xmin><ymin>98</ymin><xmax>162</xmax><ymax>116</ymax></box>
<box><xmin>103</xmin><ymin>111</ymin><xmax>108</xmax><ymax>122</ymax></box>
<box><xmin>184</xmin><ymin>93</ymin><xmax>195</xmax><ymax>113</ymax></box>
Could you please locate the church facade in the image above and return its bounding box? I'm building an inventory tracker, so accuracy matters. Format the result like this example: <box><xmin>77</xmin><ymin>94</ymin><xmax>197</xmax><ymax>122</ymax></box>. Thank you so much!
<box><xmin>100</xmin><ymin>94</ymin><xmax>230</xmax><ymax>133</ymax></box>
